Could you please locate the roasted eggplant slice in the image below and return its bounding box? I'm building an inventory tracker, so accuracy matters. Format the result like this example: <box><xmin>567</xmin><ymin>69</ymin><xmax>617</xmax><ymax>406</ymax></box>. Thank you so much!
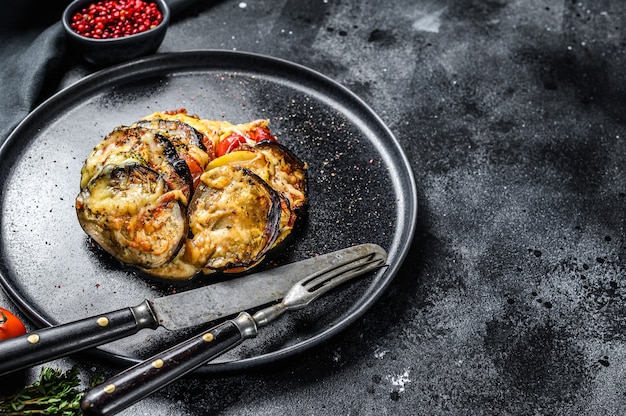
<box><xmin>76</xmin><ymin>162</ymin><xmax>188</xmax><ymax>269</ymax></box>
<box><xmin>135</xmin><ymin>118</ymin><xmax>210</xmax><ymax>190</ymax></box>
<box><xmin>204</xmin><ymin>141</ymin><xmax>308</xmax><ymax>247</ymax></box>
<box><xmin>183</xmin><ymin>165</ymin><xmax>282</xmax><ymax>272</ymax></box>
<box><xmin>80</xmin><ymin>126</ymin><xmax>193</xmax><ymax>202</ymax></box>
<box><xmin>206</xmin><ymin>141</ymin><xmax>307</xmax><ymax>210</ymax></box>
<box><xmin>140</xmin><ymin>110</ymin><xmax>218</xmax><ymax>157</ymax></box>
<box><xmin>135</xmin><ymin>118</ymin><xmax>207</xmax><ymax>151</ymax></box>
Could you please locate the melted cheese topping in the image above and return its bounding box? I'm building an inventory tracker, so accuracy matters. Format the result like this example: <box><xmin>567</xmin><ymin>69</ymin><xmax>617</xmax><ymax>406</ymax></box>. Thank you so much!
<box><xmin>184</xmin><ymin>166</ymin><xmax>278</xmax><ymax>270</ymax></box>
<box><xmin>141</xmin><ymin>111</ymin><xmax>221</xmax><ymax>151</ymax></box>
<box><xmin>140</xmin><ymin>246</ymin><xmax>200</xmax><ymax>279</ymax></box>
<box><xmin>77</xmin><ymin>111</ymin><xmax>306</xmax><ymax>279</ymax></box>
<box><xmin>81</xmin><ymin>128</ymin><xmax>169</xmax><ymax>189</ymax></box>
<box><xmin>142</xmin><ymin>110</ymin><xmax>271</xmax><ymax>150</ymax></box>
<box><xmin>76</xmin><ymin>164</ymin><xmax>187</xmax><ymax>268</ymax></box>
<box><xmin>200</xmin><ymin>144</ymin><xmax>307</xmax><ymax>248</ymax></box>
<box><xmin>84</xmin><ymin>168</ymin><xmax>166</xmax><ymax>217</ymax></box>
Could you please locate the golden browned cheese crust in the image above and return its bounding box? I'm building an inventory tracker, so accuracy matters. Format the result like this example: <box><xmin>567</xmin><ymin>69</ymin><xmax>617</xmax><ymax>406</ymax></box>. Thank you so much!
<box><xmin>76</xmin><ymin>163</ymin><xmax>187</xmax><ymax>268</ymax></box>
<box><xmin>184</xmin><ymin>165</ymin><xmax>282</xmax><ymax>271</ymax></box>
<box><xmin>204</xmin><ymin>143</ymin><xmax>307</xmax><ymax>248</ymax></box>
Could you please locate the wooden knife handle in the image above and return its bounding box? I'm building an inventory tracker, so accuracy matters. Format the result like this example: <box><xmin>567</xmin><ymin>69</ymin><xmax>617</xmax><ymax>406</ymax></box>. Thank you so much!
<box><xmin>80</xmin><ymin>312</ymin><xmax>258</xmax><ymax>416</ymax></box>
<box><xmin>0</xmin><ymin>300</ymin><xmax>158</xmax><ymax>376</ymax></box>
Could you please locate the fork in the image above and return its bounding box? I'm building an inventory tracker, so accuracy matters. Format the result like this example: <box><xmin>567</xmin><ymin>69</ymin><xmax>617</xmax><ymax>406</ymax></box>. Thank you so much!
<box><xmin>80</xmin><ymin>248</ymin><xmax>387</xmax><ymax>416</ymax></box>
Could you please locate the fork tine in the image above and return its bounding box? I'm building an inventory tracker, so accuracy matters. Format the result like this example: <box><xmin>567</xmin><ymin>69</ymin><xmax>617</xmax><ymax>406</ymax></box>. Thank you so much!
<box><xmin>253</xmin><ymin>244</ymin><xmax>387</xmax><ymax>326</ymax></box>
<box><xmin>301</xmin><ymin>252</ymin><xmax>386</xmax><ymax>292</ymax></box>
<box><xmin>283</xmin><ymin>249</ymin><xmax>387</xmax><ymax>307</ymax></box>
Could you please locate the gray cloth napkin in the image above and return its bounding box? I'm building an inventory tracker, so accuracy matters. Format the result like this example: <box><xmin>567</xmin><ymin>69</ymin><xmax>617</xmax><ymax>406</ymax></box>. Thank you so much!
<box><xmin>0</xmin><ymin>23</ymin><xmax>66</xmax><ymax>144</ymax></box>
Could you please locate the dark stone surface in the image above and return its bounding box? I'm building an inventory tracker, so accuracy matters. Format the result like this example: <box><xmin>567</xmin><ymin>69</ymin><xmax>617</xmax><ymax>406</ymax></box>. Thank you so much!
<box><xmin>1</xmin><ymin>0</ymin><xmax>625</xmax><ymax>415</ymax></box>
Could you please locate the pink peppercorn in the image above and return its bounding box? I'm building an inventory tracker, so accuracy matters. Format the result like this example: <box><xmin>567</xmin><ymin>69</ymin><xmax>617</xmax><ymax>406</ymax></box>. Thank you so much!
<box><xmin>70</xmin><ymin>0</ymin><xmax>163</xmax><ymax>39</ymax></box>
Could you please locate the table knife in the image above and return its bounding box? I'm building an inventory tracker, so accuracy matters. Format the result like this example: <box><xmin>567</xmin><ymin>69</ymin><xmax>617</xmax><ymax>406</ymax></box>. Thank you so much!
<box><xmin>0</xmin><ymin>243</ymin><xmax>386</xmax><ymax>376</ymax></box>
<box><xmin>81</xmin><ymin>243</ymin><xmax>387</xmax><ymax>416</ymax></box>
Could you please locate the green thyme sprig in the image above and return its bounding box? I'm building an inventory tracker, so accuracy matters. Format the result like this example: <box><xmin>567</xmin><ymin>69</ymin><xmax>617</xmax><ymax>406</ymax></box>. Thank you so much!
<box><xmin>0</xmin><ymin>367</ymin><xmax>104</xmax><ymax>415</ymax></box>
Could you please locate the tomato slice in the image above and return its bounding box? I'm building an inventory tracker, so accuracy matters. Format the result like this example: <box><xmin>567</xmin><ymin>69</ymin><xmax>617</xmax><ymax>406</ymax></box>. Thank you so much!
<box><xmin>0</xmin><ymin>307</ymin><xmax>26</xmax><ymax>340</ymax></box>
<box><xmin>216</xmin><ymin>128</ymin><xmax>277</xmax><ymax>158</ymax></box>
<box><xmin>250</xmin><ymin>127</ymin><xmax>277</xmax><ymax>143</ymax></box>
<box><xmin>180</xmin><ymin>153</ymin><xmax>205</xmax><ymax>190</ymax></box>
<box><xmin>216</xmin><ymin>133</ymin><xmax>246</xmax><ymax>157</ymax></box>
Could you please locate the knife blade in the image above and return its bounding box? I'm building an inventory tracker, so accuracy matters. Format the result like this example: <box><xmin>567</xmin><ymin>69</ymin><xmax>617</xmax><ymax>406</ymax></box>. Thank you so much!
<box><xmin>0</xmin><ymin>243</ymin><xmax>385</xmax><ymax>376</ymax></box>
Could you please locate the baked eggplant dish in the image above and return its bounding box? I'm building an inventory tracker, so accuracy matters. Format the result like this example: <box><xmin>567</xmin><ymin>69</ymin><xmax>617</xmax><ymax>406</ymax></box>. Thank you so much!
<box><xmin>76</xmin><ymin>109</ymin><xmax>307</xmax><ymax>280</ymax></box>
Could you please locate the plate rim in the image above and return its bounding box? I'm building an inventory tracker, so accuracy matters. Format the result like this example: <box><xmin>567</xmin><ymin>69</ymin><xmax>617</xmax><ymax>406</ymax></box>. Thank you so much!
<box><xmin>0</xmin><ymin>50</ymin><xmax>418</xmax><ymax>375</ymax></box>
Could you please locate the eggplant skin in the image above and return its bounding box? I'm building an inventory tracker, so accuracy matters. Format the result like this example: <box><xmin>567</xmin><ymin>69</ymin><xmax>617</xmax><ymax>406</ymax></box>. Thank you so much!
<box><xmin>79</xmin><ymin>126</ymin><xmax>193</xmax><ymax>202</ymax></box>
<box><xmin>76</xmin><ymin>162</ymin><xmax>188</xmax><ymax>269</ymax></box>
<box><xmin>183</xmin><ymin>165</ymin><xmax>282</xmax><ymax>272</ymax></box>
<box><xmin>135</xmin><ymin>118</ymin><xmax>207</xmax><ymax>151</ymax></box>
<box><xmin>135</xmin><ymin>118</ymin><xmax>211</xmax><ymax>189</ymax></box>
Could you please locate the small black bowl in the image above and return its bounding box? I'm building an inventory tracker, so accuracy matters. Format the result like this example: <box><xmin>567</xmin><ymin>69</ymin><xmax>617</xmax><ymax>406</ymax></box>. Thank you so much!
<box><xmin>62</xmin><ymin>0</ymin><xmax>170</xmax><ymax>66</ymax></box>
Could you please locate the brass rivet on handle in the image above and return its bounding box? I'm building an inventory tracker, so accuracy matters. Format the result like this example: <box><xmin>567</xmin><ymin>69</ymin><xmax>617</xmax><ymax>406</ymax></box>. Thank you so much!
<box><xmin>202</xmin><ymin>333</ymin><xmax>214</xmax><ymax>342</ymax></box>
<box><xmin>27</xmin><ymin>334</ymin><xmax>40</xmax><ymax>344</ymax></box>
<box><xmin>152</xmin><ymin>359</ymin><xmax>164</xmax><ymax>369</ymax></box>
<box><xmin>97</xmin><ymin>317</ymin><xmax>109</xmax><ymax>327</ymax></box>
<box><xmin>104</xmin><ymin>384</ymin><xmax>116</xmax><ymax>394</ymax></box>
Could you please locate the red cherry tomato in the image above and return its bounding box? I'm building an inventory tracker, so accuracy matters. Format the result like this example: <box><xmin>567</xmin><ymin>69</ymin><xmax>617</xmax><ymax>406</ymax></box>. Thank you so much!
<box><xmin>216</xmin><ymin>133</ymin><xmax>247</xmax><ymax>157</ymax></box>
<box><xmin>0</xmin><ymin>307</ymin><xmax>26</xmax><ymax>340</ymax></box>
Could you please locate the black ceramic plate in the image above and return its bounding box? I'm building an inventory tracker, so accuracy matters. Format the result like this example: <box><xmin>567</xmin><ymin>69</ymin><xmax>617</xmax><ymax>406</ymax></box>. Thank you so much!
<box><xmin>0</xmin><ymin>51</ymin><xmax>417</xmax><ymax>375</ymax></box>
